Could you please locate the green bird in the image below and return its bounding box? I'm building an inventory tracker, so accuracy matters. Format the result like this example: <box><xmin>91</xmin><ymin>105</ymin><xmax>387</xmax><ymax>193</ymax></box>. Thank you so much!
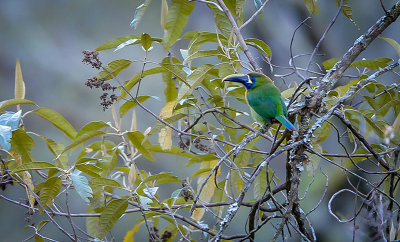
<box><xmin>223</xmin><ymin>72</ymin><xmax>296</xmax><ymax>131</ymax></box>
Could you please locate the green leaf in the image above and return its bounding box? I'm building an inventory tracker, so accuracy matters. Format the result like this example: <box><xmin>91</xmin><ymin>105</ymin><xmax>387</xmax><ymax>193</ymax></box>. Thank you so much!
<box><xmin>13</xmin><ymin>162</ymin><xmax>58</xmax><ymax>172</ymax></box>
<box><xmin>96</xmin><ymin>35</ymin><xmax>140</xmax><ymax>51</ymax></box>
<box><xmin>160</xmin><ymin>64</ymin><xmax>189</xmax><ymax>86</ymax></box>
<box><xmin>336</xmin><ymin>0</ymin><xmax>358</xmax><ymax>28</ymax></box>
<box><xmin>245</xmin><ymin>38</ymin><xmax>272</xmax><ymax>59</ymax></box>
<box><xmin>208</xmin><ymin>3</ymin><xmax>232</xmax><ymax>38</ymax></box>
<box><xmin>75</xmin><ymin>164</ymin><xmax>102</xmax><ymax>178</ymax></box>
<box><xmin>119</xmin><ymin>96</ymin><xmax>151</xmax><ymax>118</ymax></box>
<box><xmin>15</xmin><ymin>59</ymin><xmax>25</xmax><ymax>100</ymax></box>
<box><xmin>10</xmin><ymin>129</ymin><xmax>34</xmax><ymax>163</ymax></box>
<box><xmin>145</xmin><ymin>113</ymin><xmax>186</xmax><ymax>138</ymax></box>
<box><xmin>161</xmin><ymin>57</ymin><xmax>178</xmax><ymax>102</ymax></box>
<box><xmin>130</xmin><ymin>0</ymin><xmax>152</xmax><ymax>29</ymax></box>
<box><xmin>148</xmin><ymin>145</ymin><xmax>194</xmax><ymax>158</ymax></box>
<box><xmin>177</xmin><ymin>64</ymin><xmax>214</xmax><ymax>100</ymax></box>
<box><xmin>122</xmin><ymin>67</ymin><xmax>166</xmax><ymax>98</ymax></box>
<box><xmin>304</xmin><ymin>0</ymin><xmax>320</xmax><ymax>15</ymax></box>
<box><xmin>349</xmin><ymin>58</ymin><xmax>392</xmax><ymax>70</ymax></box>
<box><xmin>313</xmin><ymin>121</ymin><xmax>332</xmax><ymax>143</ymax></box>
<box><xmin>322</xmin><ymin>58</ymin><xmax>339</xmax><ymax>70</ymax></box>
<box><xmin>98</xmin><ymin>59</ymin><xmax>132</xmax><ymax>80</ymax></box>
<box><xmin>96</xmin><ymin>199</ymin><xmax>128</xmax><ymax>239</ymax></box>
<box><xmin>126</xmin><ymin>131</ymin><xmax>155</xmax><ymax>161</ymax></box>
<box><xmin>0</xmin><ymin>99</ymin><xmax>35</xmax><ymax>111</ymax></box>
<box><xmin>86</xmin><ymin>207</ymin><xmax>99</xmax><ymax>237</ymax></box>
<box><xmin>63</xmin><ymin>130</ymin><xmax>105</xmax><ymax>153</ymax></box>
<box><xmin>141</xmin><ymin>33</ymin><xmax>152</xmax><ymax>51</ymax></box>
<box><xmin>183</xmin><ymin>50</ymin><xmax>221</xmax><ymax>66</ymax></box>
<box><xmin>379</xmin><ymin>37</ymin><xmax>400</xmax><ymax>57</ymax></box>
<box><xmin>71</xmin><ymin>173</ymin><xmax>93</xmax><ymax>203</ymax></box>
<box><xmin>161</xmin><ymin>0</ymin><xmax>168</xmax><ymax>30</ymax></box>
<box><xmin>90</xmin><ymin>177</ymin><xmax>123</xmax><ymax>188</ymax></box>
<box><xmin>163</xmin><ymin>0</ymin><xmax>195</xmax><ymax>49</ymax></box>
<box><xmin>33</xmin><ymin>108</ymin><xmax>77</xmax><ymax>139</ymax></box>
<box><xmin>142</xmin><ymin>172</ymin><xmax>180</xmax><ymax>184</ymax></box>
<box><xmin>37</xmin><ymin>176</ymin><xmax>62</xmax><ymax>208</ymax></box>
<box><xmin>76</xmin><ymin>121</ymin><xmax>109</xmax><ymax>139</ymax></box>
<box><xmin>124</xmin><ymin>223</ymin><xmax>141</xmax><ymax>242</ymax></box>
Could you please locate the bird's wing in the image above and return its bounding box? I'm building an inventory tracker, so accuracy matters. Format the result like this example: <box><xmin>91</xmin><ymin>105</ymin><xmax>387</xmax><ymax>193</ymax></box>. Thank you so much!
<box><xmin>247</xmin><ymin>93</ymin><xmax>278</xmax><ymax>122</ymax></box>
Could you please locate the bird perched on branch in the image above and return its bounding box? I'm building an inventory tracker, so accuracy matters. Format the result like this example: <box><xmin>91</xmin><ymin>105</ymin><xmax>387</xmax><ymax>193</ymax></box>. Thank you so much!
<box><xmin>223</xmin><ymin>72</ymin><xmax>296</xmax><ymax>131</ymax></box>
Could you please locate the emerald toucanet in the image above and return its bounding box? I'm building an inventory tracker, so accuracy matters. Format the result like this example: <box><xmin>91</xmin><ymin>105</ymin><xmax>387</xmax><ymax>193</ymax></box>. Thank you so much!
<box><xmin>223</xmin><ymin>72</ymin><xmax>296</xmax><ymax>131</ymax></box>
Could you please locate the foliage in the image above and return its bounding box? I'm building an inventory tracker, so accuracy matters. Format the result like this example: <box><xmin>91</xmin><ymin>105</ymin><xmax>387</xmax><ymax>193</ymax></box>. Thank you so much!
<box><xmin>1</xmin><ymin>0</ymin><xmax>400</xmax><ymax>241</ymax></box>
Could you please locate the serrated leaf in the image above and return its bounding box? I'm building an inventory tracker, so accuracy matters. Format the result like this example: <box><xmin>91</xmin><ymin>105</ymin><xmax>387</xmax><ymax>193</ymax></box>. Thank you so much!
<box><xmin>379</xmin><ymin>37</ymin><xmax>400</xmax><ymax>57</ymax></box>
<box><xmin>13</xmin><ymin>162</ymin><xmax>58</xmax><ymax>172</ymax></box>
<box><xmin>130</xmin><ymin>0</ymin><xmax>152</xmax><ymax>29</ymax></box>
<box><xmin>0</xmin><ymin>99</ymin><xmax>35</xmax><ymax>111</ymax></box>
<box><xmin>96</xmin><ymin>199</ymin><xmax>128</xmax><ymax>239</ymax></box>
<box><xmin>33</xmin><ymin>108</ymin><xmax>77</xmax><ymax>139</ymax></box>
<box><xmin>177</xmin><ymin>64</ymin><xmax>214</xmax><ymax>100</ymax></box>
<box><xmin>38</xmin><ymin>176</ymin><xmax>62</xmax><ymax>208</ymax></box>
<box><xmin>76</xmin><ymin>121</ymin><xmax>109</xmax><ymax>139</ymax></box>
<box><xmin>63</xmin><ymin>130</ymin><xmax>105</xmax><ymax>153</ymax></box>
<box><xmin>98</xmin><ymin>59</ymin><xmax>132</xmax><ymax>80</ymax></box>
<box><xmin>90</xmin><ymin>177</ymin><xmax>123</xmax><ymax>188</ymax></box>
<box><xmin>246</xmin><ymin>38</ymin><xmax>272</xmax><ymax>59</ymax></box>
<box><xmin>126</xmin><ymin>131</ymin><xmax>155</xmax><ymax>161</ymax></box>
<box><xmin>141</xmin><ymin>33</ymin><xmax>152</xmax><ymax>51</ymax></box>
<box><xmin>163</xmin><ymin>0</ymin><xmax>195</xmax><ymax>49</ymax></box>
<box><xmin>71</xmin><ymin>172</ymin><xmax>93</xmax><ymax>203</ymax></box>
<box><xmin>15</xmin><ymin>59</ymin><xmax>25</xmax><ymax>100</ymax></box>
<box><xmin>120</xmin><ymin>96</ymin><xmax>151</xmax><ymax>118</ymax></box>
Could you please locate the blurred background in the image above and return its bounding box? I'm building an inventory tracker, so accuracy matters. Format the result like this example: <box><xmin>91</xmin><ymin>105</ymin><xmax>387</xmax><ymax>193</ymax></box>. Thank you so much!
<box><xmin>1</xmin><ymin>0</ymin><xmax>399</xmax><ymax>241</ymax></box>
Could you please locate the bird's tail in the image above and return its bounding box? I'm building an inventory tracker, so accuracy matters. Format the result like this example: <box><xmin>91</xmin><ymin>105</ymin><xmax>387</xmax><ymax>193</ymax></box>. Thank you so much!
<box><xmin>275</xmin><ymin>114</ymin><xmax>296</xmax><ymax>131</ymax></box>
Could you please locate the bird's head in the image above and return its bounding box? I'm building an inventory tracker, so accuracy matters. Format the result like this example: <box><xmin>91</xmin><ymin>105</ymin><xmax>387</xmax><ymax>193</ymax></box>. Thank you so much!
<box><xmin>222</xmin><ymin>72</ymin><xmax>269</xmax><ymax>89</ymax></box>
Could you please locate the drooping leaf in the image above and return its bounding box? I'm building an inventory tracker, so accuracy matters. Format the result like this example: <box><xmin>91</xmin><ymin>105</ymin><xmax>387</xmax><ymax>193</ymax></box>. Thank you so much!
<box><xmin>245</xmin><ymin>38</ymin><xmax>272</xmax><ymax>60</ymax></box>
<box><xmin>322</xmin><ymin>58</ymin><xmax>339</xmax><ymax>70</ymax></box>
<box><xmin>141</xmin><ymin>33</ymin><xmax>152</xmax><ymax>51</ymax></box>
<box><xmin>13</xmin><ymin>162</ymin><xmax>58</xmax><ymax>172</ymax></box>
<box><xmin>15</xmin><ymin>59</ymin><xmax>25</xmax><ymax>100</ymax></box>
<box><xmin>122</xmin><ymin>67</ymin><xmax>166</xmax><ymax>98</ymax></box>
<box><xmin>161</xmin><ymin>57</ymin><xmax>178</xmax><ymax>102</ymax></box>
<box><xmin>71</xmin><ymin>172</ymin><xmax>93</xmax><ymax>203</ymax></box>
<box><xmin>208</xmin><ymin>3</ymin><xmax>232</xmax><ymax>38</ymax></box>
<box><xmin>128</xmin><ymin>163</ymin><xmax>137</xmax><ymax>188</ymax></box>
<box><xmin>75</xmin><ymin>164</ymin><xmax>102</xmax><ymax>178</ymax></box>
<box><xmin>33</xmin><ymin>108</ymin><xmax>77</xmax><ymax>139</ymax></box>
<box><xmin>63</xmin><ymin>130</ymin><xmax>105</xmax><ymax>153</ymax></box>
<box><xmin>96</xmin><ymin>199</ymin><xmax>129</xmax><ymax>239</ymax></box>
<box><xmin>130</xmin><ymin>0</ymin><xmax>152</xmax><ymax>29</ymax></box>
<box><xmin>119</xmin><ymin>96</ymin><xmax>151</xmax><ymax>118</ymax></box>
<box><xmin>158</xmin><ymin>100</ymin><xmax>177</xmax><ymax>151</ymax></box>
<box><xmin>163</xmin><ymin>0</ymin><xmax>195</xmax><ymax>49</ymax></box>
<box><xmin>236</xmin><ymin>0</ymin><xmax>246</xmax><ymax>25</ymax></box>
<box><xmin>126</xmin><ymin>131</ymin><xmax>155</xmax><ymax>161</ymax></box>
<box><xmin>0</xmin><ymin>99</ymin><xmax>35</xmax><ymax>111</ymax></box>
<box><xmin>10</xmin><ymin>129</ymin><xmax>34</xmax><ymax>163</ymax></box>
<box><xmin>161</xmin><ymin>0</ymin><xmax>168</xmax><ymax>30</ymax></box>
<box><xmin>182</xmin><ymin>50</ymin><xmax>221</xmax><ymax>66</ymax></box>
<box><xmin>90</xmin><ymin>177</ymin><xmax>123</xmax><ymax>188</ymax></box>
<box><xmin>37</xmin><ymin>176</ymin><xmax>62</xmax><ymax>208</ymax></box>
<box><xmin>336</xmin><ymin>0</ymin><xmax>358</xmax><ymax>28</ymax></box>
<box><xmin>98</xmin><ymin>59</ymin><xmax>132</xmax><ymax>80</ymax></box>
<box><xmin>379</xmin><ymin>37</ymin><xmax>400</xmax><ymax>57</ymax></box>
<box><xmin>177</xmin><ymin>64</ymin><xmax>214</xmax><ymax>100</ymax></box>
<box><xmin>192</xmin><ymin>160</ymin><xmax>219</xmax><ymax>221</ymax></box>
<box><xmin>76</xmin><ymin>121</ymin><xmax>109</xmax><ymax>139</ymax></box>
<box><xmin>86</xmin><ymin>207</ymin><xmax>99</xmax><ymax>237</ymax></box>
<box><xmin>304</xmin><ymin>0</ymin><xmax>320</xmax><ymax>15</ymax></box>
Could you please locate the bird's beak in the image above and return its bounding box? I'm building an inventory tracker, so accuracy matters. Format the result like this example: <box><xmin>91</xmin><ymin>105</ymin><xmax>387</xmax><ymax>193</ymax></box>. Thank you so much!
<box><xmin>222</xmin><ymin>74</ymin><xmax>250</xmax><ymax>84</ymax></box>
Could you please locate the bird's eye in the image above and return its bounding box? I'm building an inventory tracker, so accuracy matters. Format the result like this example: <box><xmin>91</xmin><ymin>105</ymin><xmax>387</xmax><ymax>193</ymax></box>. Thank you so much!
<box><xmin>246</xmin><ymin>76</ymin><xmax>253</xmax><ymax>84</ymax></box>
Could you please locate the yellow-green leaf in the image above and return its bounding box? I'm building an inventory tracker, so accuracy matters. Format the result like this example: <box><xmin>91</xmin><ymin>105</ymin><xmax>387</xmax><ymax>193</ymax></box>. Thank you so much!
<box><xmin>98</xmin><ymin>59</ymin><xmax>132</xmax><ymax>80</ymax></box>
<box><xmin>182</xmin><ymin>50</ymin><xmax>220</xmax><ymax>66</ymax></box>
<box><xmin>33</xmin><ymin>108</ymin><xmax>77</xmax><ymax>139</ymax></box>
<box><xmin>161</xmin><ymin>0</ymin><xmax>168</xmax><ymax>30</ymax></box>
<box><xmin>120</xmin><ymin>96</ymin><xmax>151</xmax><ymax>118</ymax></box>
<box><xmin>245</xmin><ymin>38</ymin><xmax>272</xmax><ymax>59</ymax></box>
<box><xmin>15</xmin><ymin>59</ymin><xmax>25</xmax><ymax>100</ymax></box>
<box><xmin>76</xmin><ymin>121</ymin><xmax>109</xmax><ymax>139</ymax></box>
<box><xmin>0</xmin><ymin>99</ymin><xmax>35</xmax><ymax>111</ymax></box>
<box><xmin>96</xmin><ymin>199</ymin><xmax>128</xmax><ymax>239</ymax></box>
<box><xmin>14</xmin><ymin>162</ymin><xmax>58</xmax><ymax>172</ymax></box>
<box><xmin>63</xmin><ymin>130</ymin><xmax>105</xmax><ymax>153</ymax></box>
<box><xmin>37</xmin><ymin>176</ymin><xmax>62</xmax><ymax>208</ymax></box>
<box><xmin>158</xmin><ymin>100</ymin><xmax>177</xmax><ymax>151</ymax></box>
<box><xmin>177</xmin><ymin>64</ymin><xmax>214</xmax><ymax>100</ymax></box>
<box><xmin>122</xmin><ymin>67</ymin><xmax>166</xmax><ymax>98</ymax></box>
<box><xmin>141</xmin><ymin>33</ymin><xmax>152</xmax><ymax>51</ymax></box>
<box><xmin>163</xmin><ymin>0</ymin><xmax>194</xmax><ymax>49</ymax></box>
<box><xmin>96</xmin><ymin>35</ymin><xmax>140</xmax><ymax>51</ymax></box>
<box><xmin>304</xmin><ymin>0</ymin><xmax>320</xmax><ymax>15</ymax></box>
<box><xmin>124</xmin><ymin>223</ymin><xmax>141</xmax><ymax>242</ymax></box>
<box><xmin>90</xmin><ymin>177</ymin><xmax>123</xmax><ymax>188</ymax></box>
<box><xmin>126</xmin><ymin>131</ymin><xmax>155</xmax><ymax>161</ymax></box>
<box><xmin>379</xmin><ymin>37</ymin><xmax>400</xmax><ymax>57</ymax></box>
<box><xmin>322</xmin><ymin>58</ymin><xmax>339</xmax><ymax>70</ymax></box>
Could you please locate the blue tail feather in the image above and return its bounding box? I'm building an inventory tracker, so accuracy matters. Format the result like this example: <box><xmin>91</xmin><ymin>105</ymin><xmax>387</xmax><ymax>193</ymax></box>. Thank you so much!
<box><xmin>275</xmin><ymin>114</ymin><xmax>296</xmax><ymax>131</ymax></box>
